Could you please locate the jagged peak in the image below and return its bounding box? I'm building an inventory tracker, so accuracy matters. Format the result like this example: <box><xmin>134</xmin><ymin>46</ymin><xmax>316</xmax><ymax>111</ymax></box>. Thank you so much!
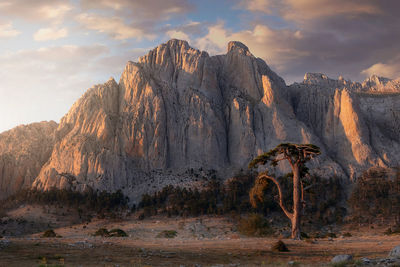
<box><xmin>165</xmin><ymin>38</ymin><xmax>190</xmax><ymax>49</ymax></box>
<box><xmin>106</xmin><ymin>77</ymin><xmax>117</xmax><ymax>84</ymax></box>
<box><xmin>362</xmin><ymin>74</ymin><xmax>391</xmax><ymax>86</ymax></box>
<box><xmin>227</xmin><ymin>41</ymin><xmax>252</xmax><ymax>56</ymax></box>
<box><xmin>303</xmin><ymin>73</ymin><xmax>329</xmax><ymax>83</ymax></box>
<box><xmin>138</xmin><ymin>39</ymin><xmax>208</xmax><ymax>66</ymax></box>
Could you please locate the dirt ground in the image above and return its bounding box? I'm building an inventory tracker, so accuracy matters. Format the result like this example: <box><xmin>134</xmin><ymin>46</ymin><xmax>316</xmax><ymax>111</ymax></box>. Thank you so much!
<box><xmin>0</xmin><ymin>205</ymin><xmax>399</xmax><ymax>266</ymax></box>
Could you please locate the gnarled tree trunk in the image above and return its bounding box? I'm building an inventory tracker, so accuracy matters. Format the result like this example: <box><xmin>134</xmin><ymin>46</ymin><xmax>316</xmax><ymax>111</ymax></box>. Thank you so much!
<box><xmin>291</xmin><ymin>165</ymin><xmax>301</xmax><ymax>239</ymax></box>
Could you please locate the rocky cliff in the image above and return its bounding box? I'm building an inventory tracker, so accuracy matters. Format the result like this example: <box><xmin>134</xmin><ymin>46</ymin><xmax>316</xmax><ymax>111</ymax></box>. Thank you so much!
<box><xmin>2</xmin><ymin>39</ymin><xmax>399</xmax><ymax>201</ymax></box>
<box><xmin>0</xmin><ymin>121</ymin><xmax>58</xmax><ymax>199</ymax></box>
<box><xmin>288</xmin><ymin>73</ymin><xmax>400</xmax><ymax>179</ymax></box>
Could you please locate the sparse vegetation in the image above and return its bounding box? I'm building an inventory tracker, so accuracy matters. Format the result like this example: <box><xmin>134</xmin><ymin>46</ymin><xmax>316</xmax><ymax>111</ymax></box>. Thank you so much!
<box><xmin>138</xmin><ymin>173</ymin><xmax>254</xmax><ymax>218</ymax></box>
<box><xmin>108</xmin><ymin>229</ymin><xmax>128</xmax><ymax>237</ymax></box>
<box><xmin>342</xmin><ymin>232</ymin><xmax>352</xmax><ymax>237</ymax></box>
<box><xmin>237</xmin><ymin>213</ymin><xmax>273</xmax><ymax>237</ymax></box>
<box><xmin>94</xmin><ymin>228</ymin><xmax>109</xmax><ymax>237</ymax></box>
<box><xmin>156</xmin><ymin>230</ymin><xmax>177</xmax><ymax>238</ymax></box>
<box><xmin>271</xmin><ymin>240</ymin><xmax>289</xmax><ymax>252</ymax></box>
<box><xmin>41</xmin><ymin>229</ymin><xmax>60</xmax><ymax>238</ymax></box>
<box><xmin>0</xmin><ymin>188</ymin><xmax>129</xmax><ymax>219</ymax></box>
<box><xmin>348</xmin><ymin>167</ymin><xmax>400</xmax><ymax>225</ymax></box>
<box><xmin>93</xmin><ymin>228</ymin><xmax>127</xmax><ymax>237</ymax></box>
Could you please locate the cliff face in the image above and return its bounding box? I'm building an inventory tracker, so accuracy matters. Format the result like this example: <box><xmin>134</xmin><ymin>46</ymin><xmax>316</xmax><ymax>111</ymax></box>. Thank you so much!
<box><xmin>3</xmin><ymin>39</ymin><xmax>397</xmax><ymax>201</ymax></box>
<box><xmin>32</xmin><ymin>40</ymin><xmax>343</xmax><ymax>200</ymax></box>
<box><xmin>288</xmin><ymin>73</ymin><xmax>400</xmax><ymax>179</ymax></box>
<box><xmin>0</xmin><ymin>121</ymin><xmax>57</xmax><ymax>199</ymax></box>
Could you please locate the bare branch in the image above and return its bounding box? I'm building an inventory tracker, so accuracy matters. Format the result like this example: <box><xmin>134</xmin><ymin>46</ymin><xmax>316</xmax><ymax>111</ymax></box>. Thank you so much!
<box><xmin>258</xmin><ymin>172</ymin><xmax>294</xmax><ymax>220</ymax></box>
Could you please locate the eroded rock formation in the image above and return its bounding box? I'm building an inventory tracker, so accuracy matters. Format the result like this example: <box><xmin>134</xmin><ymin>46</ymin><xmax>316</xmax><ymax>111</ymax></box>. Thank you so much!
<box><xmin>1</xmin><ymin>39</ymin><xmax>399</xmax><ymax>200</ymax></box>
<box><xmin>0</xmin><ymin>121</ymin><xmax>57</xmax><ymax>199</ymax></box>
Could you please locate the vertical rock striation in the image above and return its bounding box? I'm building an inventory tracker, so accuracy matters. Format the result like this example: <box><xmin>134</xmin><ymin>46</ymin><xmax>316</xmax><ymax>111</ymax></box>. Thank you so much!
<box><xmin>0</xmin><ymin>121</ymin><xmax>57</xmax><ymax>199</ymax></box>
<box><xmin>0</xmin><ymin>39</ymin><xmax>395</xmax><ymax>200</ymax></box>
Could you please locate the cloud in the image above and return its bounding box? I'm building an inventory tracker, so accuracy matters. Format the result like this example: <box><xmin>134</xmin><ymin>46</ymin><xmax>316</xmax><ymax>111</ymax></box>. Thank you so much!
<box><xmin>241</xmin><ymin>0</ymin><xmax>381</xmax><ymax>21</ymax></box>
<box><xmin>80</xmin><ymin>0</ymin><xmax>193</xmax><ymax>20</ymax></box>
<box><xmin>0</xmin><ymin>22</ymin><xmax>20</xmax><ymax>38</ymax></box>
<box><xmin>77</xmin><ymin>0</ymin><xmax>194</xmax><ymax>42</ymax></box>
<box><xmin>0</xmin><ymin>0</ymin><xmax>72</xmax><ymax>22</ymax></box>
<box><xmin>76</xmin><ymin>13</ymin><xmax>155</xmax><ymax>40</ymax></box>
<box><xmin>34</xmin><ymin>27</ymin><xmax>68</xmax><ymax>41</ymax></box>
<box><xmin>228</xmin><ymin>0</ymin><xmax>400</xmax><ymax>83</ymax></box>
<box><xmin>361</xmin><ymin>55</ymin><xmax>400</xmax><ymax>79</ymax></box>
<box><xmin>166</xmin><ymin>30</ymin><xmax>190</xmax><ymax>42</ymax></box>
<box><xmin>195</xmin><ymin>22</ymin><xmax>308</xmax><ymax>70</ymax></box>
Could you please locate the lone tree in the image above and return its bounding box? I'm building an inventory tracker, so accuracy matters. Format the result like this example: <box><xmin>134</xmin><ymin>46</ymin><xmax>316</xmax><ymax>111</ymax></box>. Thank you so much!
<box><xmin>248</xmin><ymin>143</ymin><xmax>321</xmax><ymax>239</ymax></box>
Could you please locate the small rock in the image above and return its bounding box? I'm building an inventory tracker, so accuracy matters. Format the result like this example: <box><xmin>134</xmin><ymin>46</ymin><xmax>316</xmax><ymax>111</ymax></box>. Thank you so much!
<box><xmin>389</xmin><ymin>245</ymin><xmax>400</xmax><ymax>258</ymax></box>
<box><xmin>361</xmin><ymin>257</ymin><xmax>371</xmax><ymax>264</ymax></box>
<box><xmin>331</xmin><ymin>254</ymin><xmax>353</xmax><ymax>264</ymax></box>
<box><xmin>68</xmin><ymin>241</ymin><xmax>94</xmax><ymax>248</ymax></box>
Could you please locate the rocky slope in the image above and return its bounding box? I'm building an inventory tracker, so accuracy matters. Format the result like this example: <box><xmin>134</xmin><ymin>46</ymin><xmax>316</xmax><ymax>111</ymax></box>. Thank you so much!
<box><xmin>2</xmin><ymin>39</ymin><xmax>399</xmax><ymax>201</ymax></box>
<box><xmin>0</xmin><ymin>121</ymin><xmax>58</xmax><ymax>199</ymax></box>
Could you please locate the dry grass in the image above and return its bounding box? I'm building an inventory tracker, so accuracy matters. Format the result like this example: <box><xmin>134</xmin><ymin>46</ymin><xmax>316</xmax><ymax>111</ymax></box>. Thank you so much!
<box><xmin>1</xmin><ymin>211</ymin><xmax>399</xmax><ymax>266</ymax></box>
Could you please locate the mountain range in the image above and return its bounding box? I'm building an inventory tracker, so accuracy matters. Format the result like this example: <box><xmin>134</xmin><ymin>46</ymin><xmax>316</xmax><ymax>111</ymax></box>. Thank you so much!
<box><xmin>1</xmin><ymin>39</ymin><xmax>399</xmax><ymax>201</ymax></box>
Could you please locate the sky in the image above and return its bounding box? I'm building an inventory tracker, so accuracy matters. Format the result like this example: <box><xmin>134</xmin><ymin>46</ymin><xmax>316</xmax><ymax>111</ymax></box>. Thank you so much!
<box><xmin>0</xmin><ymin>0</ymin><xmax>399</xmax><ymax>133</ymax></box>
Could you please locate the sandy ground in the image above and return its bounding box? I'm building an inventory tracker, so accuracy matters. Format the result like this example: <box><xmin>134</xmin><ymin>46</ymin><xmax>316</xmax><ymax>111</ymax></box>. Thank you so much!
<box><xmin>0</xmin><ymin>205</ymin><xmax>399</xmax><ymax>266</ymax></box>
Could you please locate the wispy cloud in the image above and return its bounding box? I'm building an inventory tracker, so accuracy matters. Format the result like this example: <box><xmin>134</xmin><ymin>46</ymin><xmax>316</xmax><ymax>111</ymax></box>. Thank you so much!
<box><xmin>0</xmin><ymin>0</ymin><xmax>72</xmax><ymax>22</ymax></box>
<box><xmin>362</xmin><ymin>55</ymin><xmax>400</xmax><ymax>79</ymax></box>
<box><xmin>34</xmin><ymin>27</ymin><xmax>68</xmax><ymax>41</ymax></box>
<box><xmin>76</xmin><ymin>13</ymin><xmax>156</xmax><ymax>40</ymax></box>
<box><xmin>0</xmin><ymin>22</ymin><xmax>20</xmax><ymax>38</ymax></box>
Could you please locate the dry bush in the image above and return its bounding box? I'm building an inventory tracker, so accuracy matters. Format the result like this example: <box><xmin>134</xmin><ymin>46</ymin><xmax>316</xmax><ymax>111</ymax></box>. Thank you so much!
<box><xmin>271</xmin><ymin>240</ymin><xmax>289</xmax><ymax>252</ymax></box>
<box><xmin>238</xmin><ymin>213</ymin><xmax>273</xmax><ymax>237</ymax></box>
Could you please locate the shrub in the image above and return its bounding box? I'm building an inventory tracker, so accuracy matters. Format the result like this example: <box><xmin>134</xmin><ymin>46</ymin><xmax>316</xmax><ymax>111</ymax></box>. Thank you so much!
<box><xmin>41</xmin><ymin>229</ymin><xmax>59</xmax><ymax>238</ymax></box>
<box><xmin>326</xmin><ymin>232</ymin><xmax>337</xmax><ymax>238</ymax></box>
<box><xmin>384</xmin><ymin>226</ymin><xmax>400</xmax><ymax>236</ymax></box>
<box><xmin>93</xmin><ymin>228</ymin><xmax>109</xmax><ymax>237</ymax></box>
<box><xmin>343</xmin><ymin>232</ymin><xmax>352</xmax><ymax>237</ymax></box>
<box><xmin>271</xmin><ymin>240</ymin><xmax>289</xmax><ymax>252</ymax></box>
<box><xmin>94</xmin><ymin>228</ymin><xmax>127</xmax><ymax>237</ymax></box>
<box><xmin>156</xmin><ymin>230</ymin><xmax>177</xmax><ymax>238</ymax></box>
<box><xmin>300</xmin><ymin>232</ymin><xmax>309</xmax><ymax>239</ymax></box>
<box><xmin>108</xmin><ymin>229</ymin><xmax>128</xmax><ymax>237</ymax></box>
<box><xmin>238</xmin><ymin>213</ymin><xmax>273</xmax><ymax>237</ymax></box>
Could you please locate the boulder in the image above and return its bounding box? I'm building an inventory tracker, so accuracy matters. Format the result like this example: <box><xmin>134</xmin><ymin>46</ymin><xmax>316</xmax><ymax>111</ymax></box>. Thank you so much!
<box><xmin>389</xmin><ymin>245</ymin><xmax>400</xmax><ymax>258</ymax></box>
<box><xmin>331</xmin><ymin>254</ymin><xmax>353</xmax><ymax>263</ymax></box>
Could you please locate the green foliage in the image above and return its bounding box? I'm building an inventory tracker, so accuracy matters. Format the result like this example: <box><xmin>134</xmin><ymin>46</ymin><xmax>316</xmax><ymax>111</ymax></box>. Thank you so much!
<box><xmin>271</xmin><ymin>240</ymin><xmax>289</xmax><ymax>252</ymax></box>
<box><xmin>248</xmin><ymin>143</ymin><xmax>321</xmax><ymax>169</ymax></box>
<box><xmin>238</xmin><ymin>213</ymin><xmax>273</xmax><ymax>237</ymax></box>
<box><xmin>156</xmin><ymin>230</ymin><xmax>177</xmax><ymax>238</ymax></box>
